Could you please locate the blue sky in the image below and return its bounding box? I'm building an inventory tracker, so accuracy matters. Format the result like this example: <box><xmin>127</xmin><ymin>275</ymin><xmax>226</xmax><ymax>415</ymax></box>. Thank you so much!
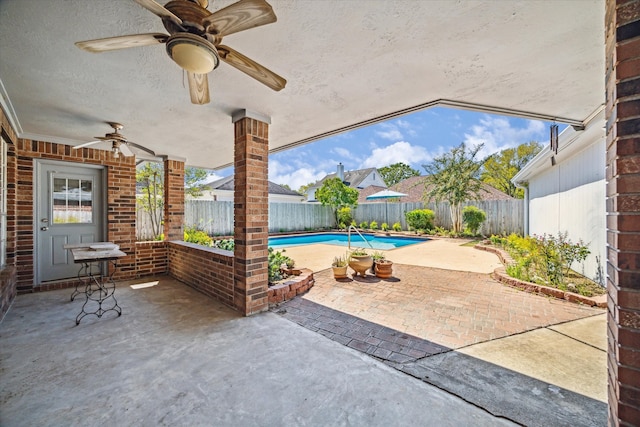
<box><xmin>210</xmin><ymin>106</ymin><xmax>559</xmax><ymax>191</ymax></box>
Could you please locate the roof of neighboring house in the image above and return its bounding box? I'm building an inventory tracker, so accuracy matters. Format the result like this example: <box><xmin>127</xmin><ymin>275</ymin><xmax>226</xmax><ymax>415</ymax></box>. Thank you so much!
<box><xmin>203</xmin><ymin>176</ymin><xmax>302</xmax><ymax>197</ymax></box>
<box><xmin>312</xmin><ymin>168</ymin><xmax>382</xmax><ymax>189</ymax></box>
<box><xmin>357</xmin><ymin>185</ymin><xmax>388</xmax><ymax>203</ymax></box>
<box><xmin>390</xmin><ymin>176</ymin><xmax>513</xmax><ymax>202</ymax></box>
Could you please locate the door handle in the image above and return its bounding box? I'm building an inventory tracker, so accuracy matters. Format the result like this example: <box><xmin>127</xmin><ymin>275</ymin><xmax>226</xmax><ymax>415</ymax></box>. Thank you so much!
<box><xmin>41</xmin><ymin>218</ymin><xmax>49</xmax><ymax>223</ymax></box>
<box><xmin>40</xmin><ymin>227</ymin><xmax>48</xmax><ymax>231</ymax></box>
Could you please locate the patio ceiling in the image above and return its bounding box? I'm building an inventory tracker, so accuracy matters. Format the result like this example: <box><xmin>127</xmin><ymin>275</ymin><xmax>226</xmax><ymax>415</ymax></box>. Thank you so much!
<box><xmin>0</xmin><ymin>0</ymin><xmax>604</xmax><ymax>169</ymax></box>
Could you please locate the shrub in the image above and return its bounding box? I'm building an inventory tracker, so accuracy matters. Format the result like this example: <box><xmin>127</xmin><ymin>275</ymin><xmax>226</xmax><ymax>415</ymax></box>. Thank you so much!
<box><xmin>369</xmin><ymin>221</ymin><xmax>378</xmax><ymax>230</ymax></box>
<box><xmin>462</xmin><ymin>206</ymin><xmax>486</xmax><ymax>235</ymax></box>
<box><xmin>268</xmin><ymin>247</ymin><xmax>294</xmax><ymax>284</ymax></box>
<box><xmin>405</xmin><ymin>209</ymin><xmax>435</xmax><ymax>231</ymax></box>
<box><xmin>359</xmin><ymin>221</ymin><xmax>369</xmax><ymax>229</ymax></box>
<box><xmin>184</xmin><ymin>227</ymin><xmax>213</xmax><ymax>246</ymax></box>
<box><xmin>381</xmin><ymin>222</ymin><xmax>389</xmax><ymax>231</ymax></box>
<box><xmin>499</xmin><ymin>232</ymin><xmax>590</xmax><ymax>287</ymax></box>
<box><xmin>392</xmin><ymin>222</ymin><xmax>402</xmax><ymax>232</ymax></box>
<box><xmin>337</xmin><ymin>207</ymin><xmax>353</xmax><ymax>229</ymax></box>
<box><xmin>213</xmin><ymin>239</ymin><xmax>235</xmax><ymax>251</ymax></box>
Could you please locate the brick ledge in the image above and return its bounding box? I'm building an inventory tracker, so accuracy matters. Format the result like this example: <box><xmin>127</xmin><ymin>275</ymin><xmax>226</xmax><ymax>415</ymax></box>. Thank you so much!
<box><xmin>475</xmin><ymin>244</ymin><xmax>606</xmax><ymax>308</ymax></box>
<box><xmin>268</xmin><ymin>268</ymin><xmax>314</xmax><ymax>308</ymax></box>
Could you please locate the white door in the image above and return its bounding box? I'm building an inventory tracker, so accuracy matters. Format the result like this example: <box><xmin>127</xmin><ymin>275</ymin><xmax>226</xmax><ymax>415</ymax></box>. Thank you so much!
<box><xmin>36</xmin><ymin>161</ymin><xmax>105</xmax><ymax>283</ymax></box>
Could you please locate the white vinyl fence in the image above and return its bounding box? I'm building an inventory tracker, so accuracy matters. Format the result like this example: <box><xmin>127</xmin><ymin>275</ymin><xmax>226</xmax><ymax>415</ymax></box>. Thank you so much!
<box><xmin>137</xmin><ymin>199</ymin><xmax>523</xmax><ymax>240</ymax></box>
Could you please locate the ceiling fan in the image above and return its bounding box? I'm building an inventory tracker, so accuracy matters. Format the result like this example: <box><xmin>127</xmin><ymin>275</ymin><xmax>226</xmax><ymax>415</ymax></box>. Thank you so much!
<box><xmin>73</xmin><ymin>122</ymin><xmax>156</xmax><ymax>158</ymax></box>
<box><xmin>75</xmin><ymin>0</ymin><xmax>286</xmax><ymax>105</ymax></box>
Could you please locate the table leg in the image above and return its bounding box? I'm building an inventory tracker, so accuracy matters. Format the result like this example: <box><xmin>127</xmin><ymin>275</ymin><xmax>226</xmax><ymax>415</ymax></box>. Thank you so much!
<box><xmin>75</xmin><ymin>259</ymin><xmax>122</xmax><ymax>325</ymax></box>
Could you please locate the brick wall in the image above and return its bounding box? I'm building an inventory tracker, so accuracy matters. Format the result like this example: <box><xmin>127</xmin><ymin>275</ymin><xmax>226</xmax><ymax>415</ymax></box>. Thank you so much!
<box><xmin>12</xmin><ymin>139</ymin><xmax>137</xmax><ymax>292</ymax></box>
<box><xmin>605</xmin><ymin>0</ymin><xmax>640</xmax><ymax>425</ymax></box>
<box><xmin>233</xmin><ymin>114</ymin><xmax>269</xmax><ymax>315</ymax></box>
<box><xmin>0</xmin><ymin>106</ymin><xmax>18</xmax><ymax>318</ymax></box>
<box><xmin>167</xmin><ymin>241</ymin><xmax>234</xmax><ymax>307</ymax></box>
<box><xmin>164</xmin><ymin>159</ymin><xmax>184</xmax><ymax>241</ymax></box>
<box><xmin>135</xmin><ymin>241</ymin><xmax>168</xmax><ymax>277</ymax></box>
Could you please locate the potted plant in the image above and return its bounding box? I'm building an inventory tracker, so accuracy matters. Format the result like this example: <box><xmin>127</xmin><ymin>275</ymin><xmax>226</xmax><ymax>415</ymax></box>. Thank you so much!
<box><xmin>348</xmin><ymin>249</ymin><xmax>372</xmax><ymax>277</ymax></box>
<box><xmin>371</xmin><ymin>251</ymin><xmax>393</xmax><ymax>278</ymax></box>
<box><xmin>374</xmin><ymin>258</ymin><xmax>393</xmax><ymax>279</ymax></box>
<box><xmin>332</xmin><ymin>254</ymin><xmax>348</xmax><ymax>279</ymax></box>
<box><xmin>371</xmin><ymin>251</ymin><xmax>385</xmax><ymax>273</ymax></box>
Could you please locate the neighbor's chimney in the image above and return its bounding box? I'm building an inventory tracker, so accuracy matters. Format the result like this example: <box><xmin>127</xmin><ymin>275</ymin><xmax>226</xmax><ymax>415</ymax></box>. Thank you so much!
<box><xmin>337</xmin><ymin>163</ymin><xmax>345</xmax><ymax>182</ymax></box>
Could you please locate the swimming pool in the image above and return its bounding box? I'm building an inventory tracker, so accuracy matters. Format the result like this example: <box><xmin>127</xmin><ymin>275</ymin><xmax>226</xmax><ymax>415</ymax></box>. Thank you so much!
<box><xmin>268</xmin><ymin>233</ymin><xmax>428</xmax><ymax>250</ymax></box>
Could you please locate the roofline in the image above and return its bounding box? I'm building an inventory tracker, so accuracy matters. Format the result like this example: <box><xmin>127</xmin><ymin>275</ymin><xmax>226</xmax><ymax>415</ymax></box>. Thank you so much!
<box><xmin>512</xmin><ymin>107</ymin><xmax>605</xmax><ymax>187</ymax></box>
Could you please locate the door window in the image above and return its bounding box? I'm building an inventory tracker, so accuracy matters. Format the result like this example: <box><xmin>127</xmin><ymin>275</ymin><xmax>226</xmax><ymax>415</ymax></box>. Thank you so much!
<box><xmin>52</xmin><ymin>177</ymin><xmax>93</xmax><ymax>224</ymax></box>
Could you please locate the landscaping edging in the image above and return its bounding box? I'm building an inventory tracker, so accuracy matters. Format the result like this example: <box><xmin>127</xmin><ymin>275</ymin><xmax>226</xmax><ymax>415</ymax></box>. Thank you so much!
<box><xmin>268</xmin><ymin>268</ymin><xmax>314</xmax><ymax>307</ymax></box>
<box><xmin>475</xmin><ymin>244</ymin><xmax>606</xmax><ymax>308</ymax></box>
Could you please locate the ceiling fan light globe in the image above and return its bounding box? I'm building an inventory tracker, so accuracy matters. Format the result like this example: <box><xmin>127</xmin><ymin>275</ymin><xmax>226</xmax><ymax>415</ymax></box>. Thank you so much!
<box><xmin>166</xmin><ymin>33</ymin><xmax>219</xmax><ymax>74</ymax></box>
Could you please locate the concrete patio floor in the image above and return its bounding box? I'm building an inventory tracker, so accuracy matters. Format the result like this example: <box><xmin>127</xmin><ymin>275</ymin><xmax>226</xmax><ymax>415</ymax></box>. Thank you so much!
<box><xmin>1</xmin><ymin>277</ymin><xmax>516</xmax><ymax>427</ymax></box>
<box><xmin>1</xmin><ymin>238</ymin><xmax>607</xmax><ymax>426</ymax></box>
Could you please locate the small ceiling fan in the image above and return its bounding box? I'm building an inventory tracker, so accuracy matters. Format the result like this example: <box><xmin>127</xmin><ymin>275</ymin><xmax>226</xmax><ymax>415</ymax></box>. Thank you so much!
<box><xmin>75</xmin><ymin>0</ymin><xmax>286</xmax><ymax>105</ymax></box>
<box><xmin>73</xmin><ymin>122</ymin><xmax>156</xmax><ymax>158</ymax></box>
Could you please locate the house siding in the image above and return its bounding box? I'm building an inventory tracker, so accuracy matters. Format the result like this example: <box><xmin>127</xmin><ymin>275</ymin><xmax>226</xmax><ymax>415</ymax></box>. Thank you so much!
<box><xmin>528</xmin><ymin>137</ymin><xmax>606</xmax><ymax>284</ymax></box>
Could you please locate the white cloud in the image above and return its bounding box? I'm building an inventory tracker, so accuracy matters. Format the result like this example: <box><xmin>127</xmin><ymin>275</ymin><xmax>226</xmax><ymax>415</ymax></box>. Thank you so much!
<box><xmin>375</xmin><ymin>122</ymin><xmax>404</xmax><ymax>141</ymax></box>
<box><xmin>268</xmin><ymin>159</ymin><xmax>327</xmax><ymax>191</ymax></box>
<box><xmin>333</xmin><ymin>147</ymin><xmax>351</xmax><ymax>157</ymax></box>
<box><xmin>360</xmin><ymin>141</ymin><xmax>432</xmax><ymax>169</ymax></box>
<box><xmin>463</xmin><ymin>115</ymin><xmax>546</xmax><ymax>158</ymax></box>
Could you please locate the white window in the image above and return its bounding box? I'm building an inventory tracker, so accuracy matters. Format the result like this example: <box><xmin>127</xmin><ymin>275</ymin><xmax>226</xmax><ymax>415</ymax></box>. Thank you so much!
<box><xmin>0</xmin><ymin>136</ymin><xmax>6</xmax><ymax>268</ymax></box>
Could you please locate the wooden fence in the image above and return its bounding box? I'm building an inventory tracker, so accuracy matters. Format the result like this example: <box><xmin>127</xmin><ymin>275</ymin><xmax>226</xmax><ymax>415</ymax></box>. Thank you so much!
<box><xmin>136</xmin><ymin>199</ymin><xmax>523</xmax><ymax>240</ymax></box>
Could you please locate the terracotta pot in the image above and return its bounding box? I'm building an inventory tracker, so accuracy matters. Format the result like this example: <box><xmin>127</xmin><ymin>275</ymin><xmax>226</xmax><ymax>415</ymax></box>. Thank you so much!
<box><xmin>349</xmin><ymin>255</ymin><xmax>372</xmax><ymax>277</ymax></box>
<box><xmin>375</xmin><ymin>260</ymin><xmax>393</xmax><ymax>279</ymax></box>
<box><xmin>332</xmin><ymin>265</ymin><xmax>348</xmax><ymax>279</ymax></box>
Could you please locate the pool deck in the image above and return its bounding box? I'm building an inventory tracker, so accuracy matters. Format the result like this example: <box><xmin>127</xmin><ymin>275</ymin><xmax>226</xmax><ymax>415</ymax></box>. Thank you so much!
<box><xmin>281</xmin><ymin>237</ymin><xmax>502</xmax><ymax>274</ymax></box>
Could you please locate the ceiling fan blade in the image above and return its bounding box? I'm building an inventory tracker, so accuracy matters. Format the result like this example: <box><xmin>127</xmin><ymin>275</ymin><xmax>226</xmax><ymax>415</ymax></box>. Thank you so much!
<box><xmin>187</xmin><ymin>72</ymin><xmax>211</xmax><ymax>105</ymax></box>
<box><xmin>72</xmin><ymin>140</ymin><xmax>103</xmax><ymax>150</ymax></box>
<box><xmin>217</xmin><ymin>45</ymin><xmax>286</xmax><ymax>91</ymax></box>
<box><xmin>127</xmin><ymin>142</ymin><xmax>157</xmax><ymax>156</ymax></box>
<box><xmin>119</xmin><ymin>143</ymin><xmax>135</xmax><ymax>157</ymax></box>
<box><xmin>75</xmin><ymin>33</ymin><xmax>169</xmax><ymax>53</ymax></box>
<box><xmin>203</xmin><ymin>0</ymin><xmax>276</xmax><ymax>37</ymax></box>
<box><xmin>133</xmin><ymin>0</ymin><xmax>182</xmax><ymax>25</ymax></box>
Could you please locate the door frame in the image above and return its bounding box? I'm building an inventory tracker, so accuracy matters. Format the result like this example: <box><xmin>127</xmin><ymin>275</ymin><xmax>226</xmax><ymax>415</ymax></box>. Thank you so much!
<box><xmin>33</xmin><ymin>159</ymin><xmax>107</xmax><ymax>285</ymax></box>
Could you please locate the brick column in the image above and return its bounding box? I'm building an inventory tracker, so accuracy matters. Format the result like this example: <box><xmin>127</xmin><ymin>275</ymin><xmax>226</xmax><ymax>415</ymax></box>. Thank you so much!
<box><xmin>233</xmin><ymin>110</ymin><xmax>270</xmax><ymax>316</ymax></box>
<box><xmin>163</xmin><ymin>157</ymin><xmax>185</xmax><ymax>241</ymax></box>
<box><xmin>605</xmin><ymin>1</ymin><xmax>640</xmax><ymax>425</ymax></box>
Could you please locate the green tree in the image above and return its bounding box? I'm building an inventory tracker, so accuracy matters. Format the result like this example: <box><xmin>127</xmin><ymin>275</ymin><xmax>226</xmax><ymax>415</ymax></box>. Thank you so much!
<box><xmin>315</xmin><ymin>177</ymin><xmax>359</xmax><ymax>226</ymax></box>
<box><xmin>422</xmin><ymin>143</ymin><xmax>485</xmax><ymax>233</ymax></box>
<box><xmin>136</xmin><ymin>162</ymin><xmax>164</xmax><ymax>239</ymax></box>
<box><xmin>481</xmin><ymin>141</ymin><xmax>542</xmax><ymax>198</ymax></box>
<box><xmin>378</xmin><ymin>162</ymin><xmax>421</xmax><ymax>187</ymax></box>
<box><xmin>185</xmin><ymin>167</ymin><xmax>209</xmax><ymax>198</ymax></box>
<box><xmin>297</xmin><ymin>182</ymin><xmax>315</xmax><ymax>199</ymax></box>
<box><xmin>279</xmin><ymin>183</ymin><xmax>292</xmax><ymax>191</ymax></box>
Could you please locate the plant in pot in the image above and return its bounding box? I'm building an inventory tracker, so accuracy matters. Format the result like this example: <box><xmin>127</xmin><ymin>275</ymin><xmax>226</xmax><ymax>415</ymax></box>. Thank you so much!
<box><xmin>332</xmin><ymin>254</ymin><xmax>349</xmax><ymax>279</ymax></box>
<box><xmin>348</xmin><ymin>249</ymin><xmax>372</xmax><ymax>277</ymax></box>
<box><xmin>371</xmin><ymin>251</ymin><xmax>393</xmax><ymax>278</ymax></box>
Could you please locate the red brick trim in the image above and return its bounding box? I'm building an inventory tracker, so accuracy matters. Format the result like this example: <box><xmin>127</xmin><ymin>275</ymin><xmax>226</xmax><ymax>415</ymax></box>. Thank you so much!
<box><xmin>268</xmin><ymin>268</ymin><xmax>314</xmax><ymax>307</ymax></box>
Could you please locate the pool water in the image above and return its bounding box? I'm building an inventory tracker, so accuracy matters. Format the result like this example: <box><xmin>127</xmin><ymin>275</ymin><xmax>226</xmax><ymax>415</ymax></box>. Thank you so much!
<box><xmin>268</xmin><ymin>233</ymin><xmax>428</xmax><ymax>250</ymax></box>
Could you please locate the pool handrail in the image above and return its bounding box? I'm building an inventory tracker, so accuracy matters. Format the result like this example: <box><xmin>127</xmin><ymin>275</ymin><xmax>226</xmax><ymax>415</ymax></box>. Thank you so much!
<box><xmin>347</xmin><ymin>225</ymin><xmax>374</xmax><ymax>250</ymax></box>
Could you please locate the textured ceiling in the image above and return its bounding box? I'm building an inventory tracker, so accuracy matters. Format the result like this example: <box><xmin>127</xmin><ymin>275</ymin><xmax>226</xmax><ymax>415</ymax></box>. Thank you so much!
<box><xmin>0</xmin><ymin>0</ymin><xmax>604</xmax><ymax>169</ymax></box>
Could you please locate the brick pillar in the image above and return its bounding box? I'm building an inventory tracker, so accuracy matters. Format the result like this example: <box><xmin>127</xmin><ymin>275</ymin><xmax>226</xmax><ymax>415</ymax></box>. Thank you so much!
<box><xmin>163</xmin><ymin>157</ymin><xmax>185</xmax><ymax>241</ymax></box>
<box><xmin>233</xmin><ymin>110</ymin><xmax>270</xmax><ymax>316</ymax></box>
<box><xmin>605</xmin><ymin>1</ymin><xmax>640</xmax><ymax>425</ymax></box>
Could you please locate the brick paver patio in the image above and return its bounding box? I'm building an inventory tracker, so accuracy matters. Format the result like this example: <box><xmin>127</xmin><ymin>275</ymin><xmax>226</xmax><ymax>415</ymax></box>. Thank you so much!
<box><xmin>279</xmin><ymin>264</ymin><xmax>603</xmax><ymax>350</ymax></box>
